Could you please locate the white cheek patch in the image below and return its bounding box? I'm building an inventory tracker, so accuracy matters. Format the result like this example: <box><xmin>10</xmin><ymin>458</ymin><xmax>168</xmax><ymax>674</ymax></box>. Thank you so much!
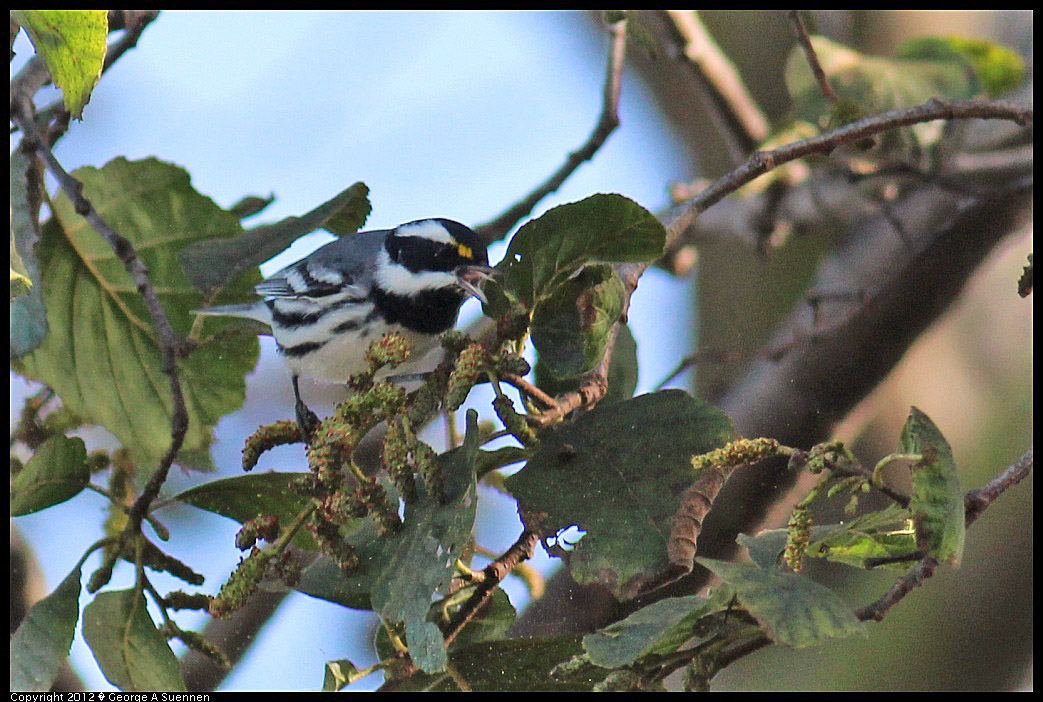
<box><xmin>396</xmin><ymin>219</ymin><xmax>454</xmax><ymax>245</ymax></box>
<box><xmin>376</xmin><ymin>251</ymin><xmax>457</xmax><ymax>296</ymax></box>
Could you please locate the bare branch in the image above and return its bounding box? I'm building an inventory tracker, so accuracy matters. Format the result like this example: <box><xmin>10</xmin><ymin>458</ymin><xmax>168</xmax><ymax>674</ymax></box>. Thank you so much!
<box><xmin>666</xmin><ymin>10</ymin><xmax>770</xmax><ymax>143</ymax></box>
<box><xmin>667</xmin><ymin>98</ymin><xmax>1032</xmax><ymax>240</ymax></box>
<box><xmin>787</xmin><ymin>10</ymin><xmax>837</xmax><ymax>104</ymax></box>
<box><xmin>475</xmin><ymin>17</ymin><xmax>628</xmax><ymax>245</ymax></box>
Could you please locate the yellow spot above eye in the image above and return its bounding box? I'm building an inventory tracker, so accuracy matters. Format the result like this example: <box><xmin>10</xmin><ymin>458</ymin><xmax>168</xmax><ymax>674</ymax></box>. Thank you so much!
<box><xmin>457</xmin><ymin>244</ymin><xmax>473</xmax><ymax>259</ymax></box>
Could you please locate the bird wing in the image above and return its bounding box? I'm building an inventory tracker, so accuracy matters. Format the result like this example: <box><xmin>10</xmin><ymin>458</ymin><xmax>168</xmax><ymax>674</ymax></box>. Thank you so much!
<box><xmin>254</xmin><ymin>229</ymin><xmax>389</xmax><ymax>300</ymax></box>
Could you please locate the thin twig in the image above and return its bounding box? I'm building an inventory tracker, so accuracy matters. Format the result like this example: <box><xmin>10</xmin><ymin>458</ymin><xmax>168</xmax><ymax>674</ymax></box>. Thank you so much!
<box><xmin>787</xmin><ymin>10</ymin><xmax>837</xmax><ymax>104</ymax></box>
<box><xmin>653</xmin><ymin>348</ymin><xmax>743</xmax><ymax>391</ymax></box>
<box><xmin>475</xmin><ymin>16</ymin><xmax>628</xmax><ymax>245</ymax></box>
<box><xmin>964</xmin><ymin>447</ymin><xmax>1033</xmax><ymax>525</ymax></box>
<box><xmin>442</xmin><ymin>530</ymin><xmax>541</xmax><ymax>647</ymax></box>
<box><xmin>500</xmin><ymin>372</ymin><xmax>559</xmax><ymax>409</ymax></box>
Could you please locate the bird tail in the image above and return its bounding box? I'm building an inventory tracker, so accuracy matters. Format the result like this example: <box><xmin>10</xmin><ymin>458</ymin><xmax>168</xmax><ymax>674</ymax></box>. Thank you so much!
<box><xmin>192</xmin><ymin>302</ymin><xmax>271</xmax><ymax>325</ymax></box>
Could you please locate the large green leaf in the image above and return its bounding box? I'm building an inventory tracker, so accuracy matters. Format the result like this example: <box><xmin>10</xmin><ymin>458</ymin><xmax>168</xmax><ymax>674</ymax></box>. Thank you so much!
<box><xmin>899</xmin><ymin>407</ymin><xmax>965</xmax><ymax>565</ymax></box>
<box><xmin>11</xmin><ymin>435</ymin><xmax>89</xmax><ymax>516</ymax></box>
<box><xmin>82</xmin><ymin>589</ymin><xmax>186</xmax><ymax>692</ymax></box>
<box><xmin>174</xmin><ymin>472</ymin><xmax>318</xmax><ymax>550</ymax></box>
<box><xmin>10</xmin><ymin>564</ymin><xmax>82</xmax><ymax>692</ymax></box>
<box><xmin>506</xmin><ymin>390</ymin><xmax>735</xmax><ymax>600</ymax></box>
<box><xmin>178</xmin><ymin>182</ymin><xmax>371</xmax><ymax>293</ymax></box>
<box><xmin>497</xmin><ymin>194</ymin><xmax>665</xmax><ymax>308</ymax></box>
<box><xmin>11</xmin><ymin>10</ymin><xmax>107</xmax><ymax>118</ymax></box>
<box><xmin>698</xmin><ymin>558</ymin><xmax>866</xmax><ymax>648</ymax></box>
<box><xmin>15</xmin><ymin>158</ymin><xmax>260</xmax><ymax>469</ymax></box>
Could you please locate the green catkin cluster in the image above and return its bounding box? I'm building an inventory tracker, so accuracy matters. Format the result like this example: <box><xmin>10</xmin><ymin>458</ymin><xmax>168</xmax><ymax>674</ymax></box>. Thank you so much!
<box><xmin>355</xmin><ymin>481</ymin><xmax>402</xmax><ymax>536</ymax></box>
<box><xmin>163</xmin><ymin>590</ymin><xmax>213</xmax><ymax>612</ymax></box>
<box><xmin>496</xmin><ymin>303</ymin><xmax>531</xmax><ymax>343</ymax></box>
<box><xmin>446</xmin><ymin>342</ymin><xmax>489</xmax><ymax>411</ymax></box>
<box><xmin>308</xmin><ymin>517</ymin><xmax>359</xmax><ymax>573</ymax></box>
<box><xmin>242</xmin><ymin>420</ymin><xmax>300</xmax><ymax>471</ymax></box>
<box><xmin>382</xmin><ymin>418</ymin><xmax>418</xmax><ymax>502</ymax></box>
<box><xmin>785</xmin><ymin>506</ymin><xmax>813</xmax><ymax>572</ymax></box>
<box><xmin>494</xmin><ymin>350</ymin><xmax>531</xmax><ymax>377</ymax></box>
<box><xmin>492</xmin><ymin>394</ymin><xmax>537</xmax><ymax>446</ymax></box>
<box><xmin>209</xmin><ymin>548</ymin><xmax>273</xmax><ymax>618</ymax></box>
<box><xmin>235</xmin><ymin>516</ymin><xmax>281</xmax><ymax>550</ymax></box>
<box><xmin>365</xmin><ymin>331</ymin><xmax>413</xmax><ymax>370</ymax></box>
<box><xmin>272</xmin><ymin>550</ymin><xmax>301</xmax><ymax>587</ymax></box>
<box><xmin>156</xmin><ymin>625</ymin><xmax>230</xmax><ymax>667</ymax></box>
<box><xmin>159</xmin><ymin>623</ymin><xmax>231</xmax><ymax>670</ymax></box>
<box><xmin>692</xmin><ymin>437</ymin><xmax>781</xmax><ymax>471</ymax></box>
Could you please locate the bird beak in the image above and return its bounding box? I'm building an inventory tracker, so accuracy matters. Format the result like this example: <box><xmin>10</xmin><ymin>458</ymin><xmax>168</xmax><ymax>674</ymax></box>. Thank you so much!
<box><xmin>455</xmin><ymin>264</ymin><xmax>498</xmax><ymax>304</ymax></box>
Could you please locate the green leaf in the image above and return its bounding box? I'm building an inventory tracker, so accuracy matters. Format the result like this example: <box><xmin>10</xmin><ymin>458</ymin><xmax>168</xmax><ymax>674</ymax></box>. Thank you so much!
<box><xmin>11</xmin><ymin>147</ymin><xmax>48</xmax><ymax>357</ymax></box>
<box><xmin>739</xmin><ymin>503</ymin><xmax>917</xmax><ymax>571</ymax></box>
<box><xmin>899</xmin><ymin>407</ymin><xmax>965</xmax><ymax>565</ymax></box>
<box><xmin>536</xmin><ymin>322</ymin><xmax>638</xmax><ymax>405</ymax></box>
<box><xmin>785</xmin><ymin>36</ymin><xmax>978</xmax><ymax>150</ymax></box>
<box><xmin>374</xmin><ymin>589</ymin><xmax>516</xmax><ymax>662</ymax></box>
<box><xmin>10</xmin><ymin>564</ymin><xmax>82</xmax><ymax>692</ymax></box>
<box><xmin>11</xmin><ymin>435</ymin><xmax>89</xmax><ymax>516</ymax></box>
<box><xmin>370</xmin><ymin>412</ymin><xmax>481</xmax><ymax>673</ymax></box>
<box><xmin>531</xmin><ymin>264</ymin><xmax>625</xmax><ymax>379</ymax></box>
<box><xmin>174</xmin><ymin>473</ymin><xmax>318</xmax><ymax>550</ymax></box>
<box><xmin>229</xmin><ymin>193</ymin><xmax>276</xmax><ymax>220</ymax></box>
<box><xmin>380</xmin><ymin>636</ymin><xmax>602</xmax><ymax>692</ymax></box>
<box><xmin>583</xmin><ymin>594</ymin><xmax>721</xmax><ymax>668</ymax></box>
<box><xmin>16</xmin><ymin>157</ymin><xmax>260</xmax><ymax>470</ymax></box>
<box><xmin>178</xmin><ymin>182</ymin><xmax>371</xmax><ymax>293</ymax></box>
<box><xmin>82</xmin><ymin>589</ymin><xmax>187</xmax><ymax>692</ymax></box>
<box><xmin>506</xmin><ymin>390</ymin><xmax>735</xmax><ymax>600</ymax></box>
<box><xmin>499</xmin><ymin>194</ymin><xmax>665</xmax><ymax>307</ymax></box>
<box><xmin>448</xmin><ymin>589</ymin><xmax>516</xmax><ymax>652</ymax></box>
<box><xmin>897</xmin><ymin>36</ymin><xmax>1025</xmax><ymax>98</ymax></box>
<box><xmin>11</xmin><ymin>10</ymin><xmax>107</xmax><ymax>118</ymax></box>
<box><xmin>698</xmin><ymin>558</ymin><xmax>866</xmax><ymax>648</ymax></box>
<box><xmin>323</xmin><ymin>659</ymin><xmax>360</xmax><ymax>692</ymax></box>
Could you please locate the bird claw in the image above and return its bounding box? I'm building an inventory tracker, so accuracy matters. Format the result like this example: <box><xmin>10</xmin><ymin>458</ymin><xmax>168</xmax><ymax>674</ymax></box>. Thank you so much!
<box><xmin>295</xmin><ymin>401</ymin><xmax>320</xmax><ymax>443</ymax></box>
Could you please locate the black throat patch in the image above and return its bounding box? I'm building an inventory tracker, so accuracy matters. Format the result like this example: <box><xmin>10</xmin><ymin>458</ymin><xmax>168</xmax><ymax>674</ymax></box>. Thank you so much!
<box><xmin>370</xmin><ymin>285</ymin><xmax>466</xmax><ymax>335</ymax></box>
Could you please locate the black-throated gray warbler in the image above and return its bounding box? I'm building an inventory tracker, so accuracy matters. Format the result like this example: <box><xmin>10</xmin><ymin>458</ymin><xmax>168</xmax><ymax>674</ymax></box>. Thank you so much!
<box><xmin>194</xmin><ymin>218</ymin><xmax>494</xmax><ymax>435</ymax></box>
